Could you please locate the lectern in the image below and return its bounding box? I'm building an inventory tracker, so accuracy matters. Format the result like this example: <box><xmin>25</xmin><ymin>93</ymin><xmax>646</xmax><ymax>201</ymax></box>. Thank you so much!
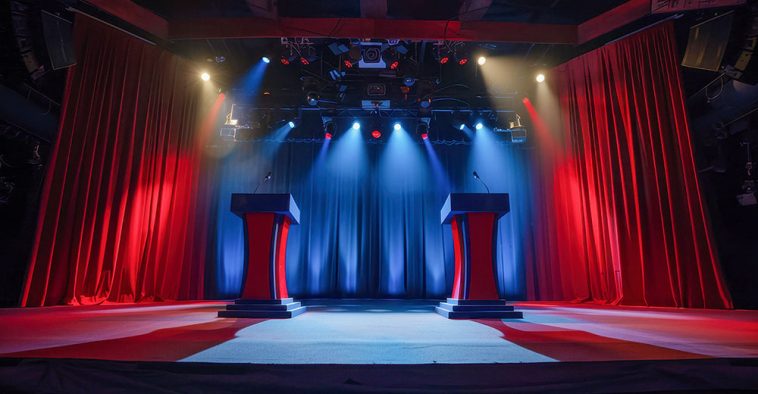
<box><xmin>218</xmin><ymin>193</ymin><xmax>306</xmax><ymax>318</ymax></box>
<box><xmin>435</xmin><ymin>193</ymin><xmax>523</xmax><ymax>319</ymax></box>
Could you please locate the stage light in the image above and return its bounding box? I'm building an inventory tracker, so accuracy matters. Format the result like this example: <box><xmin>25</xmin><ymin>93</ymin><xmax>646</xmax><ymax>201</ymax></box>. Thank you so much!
<box><xmin>371</xmin><ymin>129</ymin><xmax>382</xmax><ymax>139</ymax></box>
<box><xmin>459</xmin><ymin>123</ymin><xmax>466</xmax><ymax>130</ymax></box>
<box><xmin>390</xmin><ymin>60</ymin><xmax>399</xmax><ymax>70</ymax></box>
<box><xmin>344</xmin><ymin>59</ymin><xmax>354</xmax><ymax>69</ymax></box>
<box><xmin>262</xmin><ymin>56</ymin><xmax>270</xmax><ymax>64</ymax></box>
<box><xmin>323</xmin><ymin>119</ymin><xmax>335</xmax><ymax>140</ymax></box>
<box><xmin>280</xmin><ymin>57</ymin><xmax>290</xmax><ymax>65</ymax></box>
<box><xmin>288</xmin><ymin>121</ymin><xmax>295</xmax><ymax>128</ymax></box>
<box><xmin>475</xmin><ymin>122</ymin><xmax>484</xmax><ymax>130</ymax></box>
<box><xmin>416</xmin><ymin>119</ymin><xmax>430</xmax><ymax>140</ymax></box>
<box><xmin>458</xmin><ymin>57</ymin><xmax>469</xmax><ymax>65</ymax></box>
<box><xmin>536</xmin><ymin>73</ymin><xmax>546</xmax><ymax>83</ymax></box>
<box><xmin>440</xmin><ymin>55</ymin><xmax>450</xmax><ymax>65</ymax></box>
<box><xmin>200</xmin><ymin>72</ymin><xmax>210</xmax><ymax>81</ymax></box>
<box><xmin>394</xmin><ymin>122</ymin><xmax>402</xmax><ymax>131</ymax></box>
<box><xmin>352</xmin><ymin>121</ymin><xmax>360</xmax><ymax>130</ymax></box>
<box><xmin>477</xmin><ymin>56</ymin><xmax>486</xmax><ymax>66</ymax></box>
<box><xmin>306</xmin><ymin>92</ymin><xmax>319</xmax><ymax>106</ymax></box>
<box><xmin>403</xmin><ymin>77</ymin><xmax>416</xmax><ymax>87</ymax></box>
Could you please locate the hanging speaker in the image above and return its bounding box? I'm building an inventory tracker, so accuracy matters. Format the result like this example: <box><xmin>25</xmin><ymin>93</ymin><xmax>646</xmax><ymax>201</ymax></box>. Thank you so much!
<box><xmin>723</xmin><ymin>3</ymin><xmax>758</xmax><ymax>84</ymax></box>
<box><xmin>40</xmin><ymin>10</ymin><xmax>75</xmax><ymax>70</ymax></box>
<box><xmin>682</xmin><ymin>12</ymin><xmax>735</xmax><ymax>72</ymax></box>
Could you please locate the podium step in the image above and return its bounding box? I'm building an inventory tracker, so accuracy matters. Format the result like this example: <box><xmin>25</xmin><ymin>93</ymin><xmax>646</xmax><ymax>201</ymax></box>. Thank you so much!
<box><xmin>219</xmin><ymin>299</ymin><xmax>306</xmax><ymax>318</ymax></box>
<box><xmin>436</xmin><ymin>299</ymin><xmax>523</xmax><ymax>319</ymax></box>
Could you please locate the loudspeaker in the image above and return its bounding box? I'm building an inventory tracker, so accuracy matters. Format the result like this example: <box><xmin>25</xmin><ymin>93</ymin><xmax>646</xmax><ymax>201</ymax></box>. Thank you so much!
<box><xmin>40</xmin><ymin>10</ymin><xmax>75</xmax><ymax>70</ymax></box>
<box><xmin>682</xmin><ymin>12</ymin><xmax>735</xmax><ymax>72</ymax></box>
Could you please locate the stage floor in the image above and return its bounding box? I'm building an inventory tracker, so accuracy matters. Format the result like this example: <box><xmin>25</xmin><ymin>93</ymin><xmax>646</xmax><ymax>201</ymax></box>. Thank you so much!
<box><xmin>0</xmin><ymin>300</ymin><xmax>756</xmax><ymax>364</ymax></box>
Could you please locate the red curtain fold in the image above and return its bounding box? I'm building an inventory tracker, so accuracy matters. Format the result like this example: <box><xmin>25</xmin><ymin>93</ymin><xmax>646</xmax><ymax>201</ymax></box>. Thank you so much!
<box><xmin>21</xmin><ymin>17</ymin><xmax>209</xmax><ymax>306</ymax></box>
<box><xmin>527</xmin><ymin>22</ymin><xmax>733</xmax><ymax>308</ymax></box>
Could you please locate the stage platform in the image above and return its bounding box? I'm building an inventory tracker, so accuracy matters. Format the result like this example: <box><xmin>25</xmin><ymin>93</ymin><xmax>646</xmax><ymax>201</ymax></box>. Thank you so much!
<box><xmin>0</xmin><ymin>300</ymin><xmax>756</xmax><ymax>392</ymax></box>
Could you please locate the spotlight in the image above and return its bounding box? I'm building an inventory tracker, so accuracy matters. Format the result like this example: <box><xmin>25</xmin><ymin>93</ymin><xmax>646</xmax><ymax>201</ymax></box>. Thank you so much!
<box><xmin>458</xmin><ymin>57</ymin><xmax>469</xmax><ymax>65</ymax></box>
<box><xmin>390</xmin><ymin>60</ymin><xmax>399</xmax><ymax>70</ymax></box>
<box><xmin>352</xmin><ymin>121</ymin><xmax>360</xmax><ymax>130</ymax></box>
<box><xmin>416</xmin><ymin>119</ymin><xmax>430</xmax><ymax>140</ymax></box>
<box><xmin>536</xmin><ymin>73</ymin><xmax>545</xmax><ymax>83</ymax></box>
<box><xmin>280</xmin><ymin>56</ymin><xmax>290</xmax><ymax>65</ymax></box>
<box><xmin>344</xmin><ymin>59</ymin><xmax>354</xmax><ymax>69</ymax></box>
<box><xmin>459</xmin><ymin>123</ymin><xmax>466</xmax><ymax>130</ymax></box>
<box><xmin>440</xmin><ymin>55</ymin><xmax>450</xmax><ymax>65</ymax></box>
<box><xmin>288</xmin><ymin>121</ymin><xmax>296</xmax><ymax>128</ymax></box>
<box><xmin>323</xmin><ymin>119</ymin><xmax>335</xmax><ymax>139</ymax></box>
<box><xmin>200</xmin><ymin>72</ymin><xmax>210</xmax><ymax>81</ymax></box>
<box><xmin>262</xmin><ymin>56</ymin><xmax>270</xmax><ymax>64</ymax></box>
<box><xmin>371</xmin><ymin>129</ymin><xmax>382</xmax><ymax>139</ymax></box>
<box><xmin>475</xmin><ymin>122</ymin><xmax>484</xmax><ymax>130</ymax></box>
<box><xmin>393</xmin><ymin>122</ymin><xmax>402</xmax><ymax>131</ymax></box>
<box><xmin>403</xmin><ymin>77</ymin><xmax>416</xmax><ymax>87</ymax></box>
<box><xmin>477</xmin><ymin>56</ymin><xmax>486</xmax><ymax>66</ymax></box>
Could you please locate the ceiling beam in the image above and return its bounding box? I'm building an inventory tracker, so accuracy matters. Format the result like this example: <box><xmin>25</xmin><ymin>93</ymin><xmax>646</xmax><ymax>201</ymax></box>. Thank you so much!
<box><xmin>168</xmin><ymin>17</ymin><xmax>576</xmax><ymax>44</ymax></box>
<box><xmin>83</xmin><ymin>0</ymin><xmax>168</xmax><ymax>39</ymax></box>
<box><xmin>577</xmin><ymin>0</ymin><xmax>650</xmax><ymax>45</ymax></box>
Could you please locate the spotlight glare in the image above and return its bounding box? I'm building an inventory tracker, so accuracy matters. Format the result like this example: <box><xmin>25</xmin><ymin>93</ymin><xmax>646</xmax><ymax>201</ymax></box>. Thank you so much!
<box><xmin>393</xmin><ymin>122</ymin><xmax>401</xmax><ymax>131</ymax></box>
<box><xmin>477</xmin><ymin>56</ymin><xmax>486</xmax><ymax>66</ymax></box>
<box><xmin>262</xmin><ymin>56</ymin><xmax>270</xmax><ymax>63</ymax></box>
<box><xmin>459</xmin><ymin>123</ymin><xmax>466</xmax><ymax>130</ymax></box>
<box><xmin>536</xmin><ymin>73</ymin><xmax>546</xmax><ymax>83</ymax></box>
<box><xmin>371</xmin><ymin>130</ymin><xmax>382</xmax><ymax>139</ymax></box>
<box><xmin>352</xmin><ymin>121</ymin><xmax>360</xmax><ymax>130</ymax></box>
<box><xmin>475</xmin><ymin>122</ymin><xmax>483</xmax><ymax>130</ymax></box>
<box><xmin>288</xmin><ymin>121</ymin><xmax>295</xmax><ymax>128</ymax></box>
<box><xmin>200</xmin><ymin>72</ymin><xmax>210</xmax><ymax>81</ymax></box>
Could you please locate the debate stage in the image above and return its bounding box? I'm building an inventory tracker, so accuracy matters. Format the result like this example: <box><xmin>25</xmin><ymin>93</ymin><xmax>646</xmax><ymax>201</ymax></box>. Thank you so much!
<box><xmin>1</xmin><ymin>300</ymin><xmax>756</xmax><ymax>392</ymax></box>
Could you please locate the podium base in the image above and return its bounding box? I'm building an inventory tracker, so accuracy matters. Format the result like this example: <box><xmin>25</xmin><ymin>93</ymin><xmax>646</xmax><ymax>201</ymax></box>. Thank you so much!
<box><xmin>218</xmin><ymin>298</ymin><xmax>306</xmax><ymax>318</ymax></box>
<box><xmin>435</xmin><ymin>298</ymin><xmax>523</xmax><ymax>319</ymax></box>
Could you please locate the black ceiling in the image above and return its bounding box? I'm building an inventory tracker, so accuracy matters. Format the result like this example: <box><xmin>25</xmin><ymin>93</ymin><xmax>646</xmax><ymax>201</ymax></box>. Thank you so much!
<box><xmin>132</xmin><ymin>0</ymin><xmax>629</xmax><ymax>24</ymax></box>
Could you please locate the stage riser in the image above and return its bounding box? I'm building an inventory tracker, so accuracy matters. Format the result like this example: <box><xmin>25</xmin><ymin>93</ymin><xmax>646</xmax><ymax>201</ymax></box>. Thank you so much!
<box><xmin>435</xmin><ymin>307</ymin><xmax>523</xmax><ymax>319</ymax></box>
<box><xmin>218</xmin><ymin>307</ymin><xmax>306</xmax><ymax>319</ymax></box>
<box><xmin>446</xmin><ymin>298</ymin><xmax>507</xmax><ymax>306</ymax></box>
<box><xmin>234</xmin><ymin>298</ymin><xmax>294</xmax><ymax>305</ymax></box>
<box><xmin>437</xmin><ymin>303</ymin><xmax>514</xmax><ymax>312</ymax></box>
<box><xmin>226</xmin><ymin>303</ymin><xmax>301</xmax><ymax>311</ymax></box>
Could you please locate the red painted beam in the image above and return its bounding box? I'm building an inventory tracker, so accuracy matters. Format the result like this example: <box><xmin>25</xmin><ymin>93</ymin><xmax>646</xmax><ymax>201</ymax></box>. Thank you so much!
<box><xmin>84</xmin><ymin>0</ymin><xmax>168</xmax><ymax>39</ymax></box>
<box><xmin>168</xmin><ymin>17</ymin><xmax>576</xmax><ymax>44</ymax></box>
<box><xmin>577</xmin><ymin>0</ymin><xmax>651</xmax><ymax>44</ymax></box>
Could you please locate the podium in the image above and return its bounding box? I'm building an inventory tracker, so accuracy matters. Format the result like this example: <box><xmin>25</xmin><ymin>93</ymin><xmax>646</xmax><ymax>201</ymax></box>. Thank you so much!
<box><xmin>435</xmin><ymin>193</ymin><xmax>523</xmax><ymax>319</ymax></box>
<box><xmin>218</xmin><ymin>194</ymin><xmax>306</xmax><ymax>318</ymax></box>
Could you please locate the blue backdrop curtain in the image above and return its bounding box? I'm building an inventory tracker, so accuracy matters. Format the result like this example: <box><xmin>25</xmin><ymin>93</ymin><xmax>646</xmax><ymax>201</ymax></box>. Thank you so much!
<box><xmin>205</xmin><ymin>125</ymin><xmax>535</xmax><ymax>300</ymax></box>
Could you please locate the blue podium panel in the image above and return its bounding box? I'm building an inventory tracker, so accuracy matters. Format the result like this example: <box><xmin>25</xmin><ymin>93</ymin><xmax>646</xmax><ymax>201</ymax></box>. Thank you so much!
<box><xmin>440</xmin><ymin>193</ymin><xmax>510</xmax><ymax>224</ymax></box>
<box><xmin>231</xmin><ymin>193</ymin><xmax>300</xmax><ymax>224</ymax></box>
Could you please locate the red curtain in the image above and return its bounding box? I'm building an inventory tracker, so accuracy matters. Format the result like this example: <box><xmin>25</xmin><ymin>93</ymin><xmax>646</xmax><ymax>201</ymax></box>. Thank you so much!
<box><xmin>21</xmin><ymin>17</ymin><xmax>211</xmax><ymax>306</ymax></box>
<box><xmin>527</xmin><ymin>22</ymin><xmax>733</xmax><ymax>308</ymax></box>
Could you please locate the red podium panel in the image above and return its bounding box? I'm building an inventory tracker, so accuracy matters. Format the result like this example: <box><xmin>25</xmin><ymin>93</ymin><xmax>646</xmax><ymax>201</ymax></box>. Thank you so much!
<box><xmin>437</xmin><ymin>193</ymin><xmax>523</xmax><ymax>319</ymax></box>
<box><xmin>218</xmin><ymin>194</ymin><xmax>305</xmax><ymax>318</ymax></box>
